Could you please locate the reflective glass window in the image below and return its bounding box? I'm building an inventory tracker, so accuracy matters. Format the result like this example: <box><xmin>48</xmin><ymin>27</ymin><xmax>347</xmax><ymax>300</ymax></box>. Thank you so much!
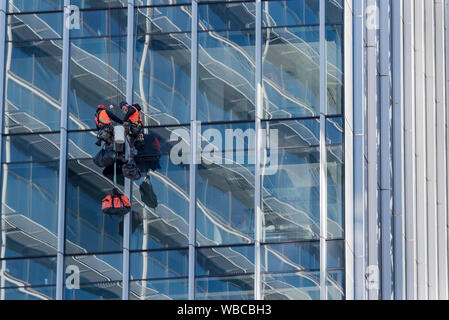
<box><xmin>327</xmin><ymin>145</ymin><xmax>343</xmax><ymax>239</ymax></box>
<box><xmin>68</xmin><ymin>37</ymin><xmax>127</xmax><ymax>130</ymax></box>
<box><xmin>198</xmin><ymin>30</ymin><xmax>255</xmax><ymax>122</ymax></box>
<box><xmin>130</xmin><ymin>278</ymin><xmax>188</xmax><ymax>300</ymax></box>
<box><xmin>326</xmin><ymin>0</ymin><xmax>344</xmax><ymax>24</ymax></box>
<box><xmin>137</xmin><ymin>0</ymin><xmax>191</xmax><ymax>5</ymax></box>
<box><xmin>327</xmin><ymin>240</ymin><xmax>344</xmax><ymax>269</ymax></box>
<box><xmin>65</xmin><ymin>159</ymin><xmax>124</xmax><ymax>254</ymax></box>
<box><xmin>135</xmin><ymin>5</ymin><xmax>191</xmax><ymax>34</ymax></box>
<box><xmin>134</xmin><ymin>33</ymin><xmax>191</xmax><ymax>126</ymax></box>
<box><xmin>199</xmin><ymin>2</ymin><xmax>255</xmax><ymax>31</ymax></box>
<box><xmin>67</xmin><ymin>131</ymin><xmax>98</xmax><ymax>159</ymax></box>
<box><xmin>196</xmin><ymin>122</ymin><xmax>255</xmax><ymax>246</ymax></box>
<box><xmin>4</xmin><ymin>41</ymin><xmax>62</xmax><ymax>134</ymax></box>
<box><xmin>64</xmin><ymin>282</ymin><xmax>122</xmax><ymax>300</ymax></box>
<box><xmin>327</xmin><ymin>269</ymin><xmax>344</xmax><ymax>300</ymax></box>
<box><xmin>261</xmin><ymin>119</ymin><xmax>320</xmax><ymax>242</ymax></box>
<box><xmin>7</xmin><ymin>13</ymin><xmax>63</xmax><ymax>41</ymax></box>
<box><xmin>262</xmin><ymin>26</ymin><xmax>320</xmax><ymax>119</ymax></box>
<box><xmin>64</xmin><ymin>253</ymin><xmax>122</xmax><ymax>284</ymax></box>
<box><xmin>0</xmin><ymin>257</ymin><xmax>57</xmax><ymax>288</ymax></box>
<box><xmin>71</xmin><ymin>0</ymin><xmax>127</xmax><ymax>9</ymax></box>
<box><xmin>130</xmin><ymin>126</ymin><xmax>190</xmax><ymax>250</ymax></box>
<box><xmin>195</xmin><ymin>274</ymin><xmax>254</xmax><ymax>300</ymax></box>
<box><xmin>2</xmin><ymin>133</ymin><xmax>60</xmax><ymax>163</ymax></box>
<box><xmin>0</xmin><ymin>285</ymin><xmax>56</xmax><ymax>300</ymax></box>
<box><xmin>63</xmin><ymin>253</ymin><xmax>123</xmax><ymax>299</ymax></box>
<box><xmin>262</xmin><ymin>271</ymin><xmax>319</xmax><ymax>300</ymax></box>
<box><xmin>262</xmin><ymin>0</ymin><xmax>319</xmax><ymax>27</ymax></box>
<box><xmin>196</xmin><ymin>246</ymin><xmax>254</xmax><ymax>277</ymax></box>
<box><xmin>130</xmin><ymin>249</ymin><xmax>188</xmax><ymax>280</ymax></box>
<box><xmin>261</xmin><ymin>242</ymin><xmax>320</xmax><ymax>272</ymax></box>
<box><xmin>326</xmin><ymin>116</ymin><xmax>343</xmax><ymax>145</ymax></box>
<box><xmin>70</xmin><ymin>9</ymin><xmax>127</xmax><ymax>38</ymax></box>
<box><xmin>0</xmin><ymin>162</ymin><xmax>59</xmax><ymax>258</ymax></box>
<box><xmin>8</xmin><ymin>0</ymin><xmax>62</xmax><ymax>13</ymax></box>
<box><xmin>326</xmin><ymin>24</ymin><xmax>343</xmax><ymax>115</ymax></box>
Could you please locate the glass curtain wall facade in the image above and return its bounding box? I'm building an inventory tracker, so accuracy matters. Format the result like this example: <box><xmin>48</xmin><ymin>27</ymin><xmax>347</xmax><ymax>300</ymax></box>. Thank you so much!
<box><xmin>0</xmin><ymin>0</ymin><xmax>344</xmax><ymax>300</ymax></box>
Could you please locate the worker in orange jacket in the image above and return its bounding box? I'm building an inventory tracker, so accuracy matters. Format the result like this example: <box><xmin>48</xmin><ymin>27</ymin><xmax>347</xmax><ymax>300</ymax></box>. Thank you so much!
<box><xmin>119</xmin><ymin>101</ymin><xmax>145</xmax><ymax>155</ymax></box>
<box><xmin>94</xmin><ymin>104</ymin><xmax>123</xmax><ymax>147</ymax></box>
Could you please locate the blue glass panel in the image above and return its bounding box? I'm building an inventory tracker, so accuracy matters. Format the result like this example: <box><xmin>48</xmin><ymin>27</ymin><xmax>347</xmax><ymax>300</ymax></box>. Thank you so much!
<box><xmin>199</xmin><ymin>2</ymin><xmax>255</xmax><ymax>31</ymax></box>
<box><xmin>326</xmin><ymin>24</ymin><xmax>343</xmax><ymax>115</ymax></box>
<box><xmin>130</xmin><ymin>249</ymin><xmax>188</xmax><ymax>280</ymax></box>
<box><xmin>198</xmin><ymin>30</ymin><xmax>255</xmax><ymax>122</ymax></box>
<box><xmin>1</xmin><ymin>285</ymin><xmax>56</xmax><ymax>300</ymax></box>
<box><xmin>0</xmin><ymin>257</ymin><xmax>57</xmax><ymax>288</ymax></box>
<box><xmin>263</xmin><ymin>26</ymin><xmax>320</xmax><ymax>119</ymax></box>
<box><xmin>2</xmin><ymin>133</ymin><xmax>60</xmax><ymax>163</ymax></box>
<box><xmin>7</xmin><ymin>13</ymin><xmax>63</xmax><ymax>41</ymax></box>
<box><xmin>196</xmin><ymin>123</ymin><xmax>255</xmax><ymax>246</ymax></box>
<box><xmin>65</xmin><ymin>159</ymin><xmax>124</xmax><ymax>254</ymax></box>
<box><xmin>129</xmin><ymin>278</ymin><xmax>188</xmax><ymax>300</ymax></box>
<box><xmin>70</xmin><ymin>9</ymin><xmax>127</xmax><ymax>38</ymax></box>
<box><xmin>64</xmin><ymin>282</ymin><xmax>122</xmax><ymax>300</ymax></box>
<box><xmin>4</xmin><ymin>41</ymin><xmax>62</xmax><ymax>134</ymax></box>
<box><xmin>134</xmin><ymin>33</ymin><xmax>191</xmax><ymax>126</ymax></box>
<box><xmin>0</xmin><ymin>162</ymin><xmax>59</xmax><ymax>258</ymax></box>
<box><xmin>71</xmin><ymin>0</ymin><xmax>126</xmax><ymax>9</ymax></box>
<box><xmin>326</xmin><ymin>0</ymin><xmax>344</xmax><ymax>24</ymax></box>
<box><xmin>262</xmin><ymin>0</ymin><xmax>319</xmax><ymax>27</ymax></box>
<box><xmin>327</xmin><ymin>145</ymin><xmax>343</xmax><ymax>239</ymax></box>
<box><xmin>327</xmin><ymin>269</ymin><xmax>345</xmax><ymax>300</ymax></box>
<box><xmin>130</xmin><ymin>126</ymin><xmax>190</xmax><ymax>250</ymax></box>
<box><xmin>262</xmin><ymin>271</ymin><xmax>320</xmax><ymax>300</ymax></box>
<box><xmin>196</xmin><ymin>246</ymin><xmax>254</xmax><ymax>276</ymax></box>
<box><xmin>64</xmin><ymin>253</ymin><xmax>123</xmax><ymax>300</ymax></box>
<box><xmin>261</xmin><ymin>242</ymin><xmax>320</xmax><ymax>272</ymax></box>
<box><xmin>195</xmin><ymin>274</ymin><xmax>254</xmax><ymax>300</ymax></box>
<box><xmin>135</xmin><ymin>5</ymin><xmax>191</xmax><ymax>34</ymax></box>
<box><xmin>8</xmin><ymin>0</ymin><xmax>62</xmax><ymax>12</ymax></box>
<box><xmin>326</xmin><ymin>117</ymin><xmax>343</xmax><ymax>145</ymax></box>
<box><xmin>69</xmin><ymin>37</ymin><xmax>127</xmax><ymax>130</ymax></box>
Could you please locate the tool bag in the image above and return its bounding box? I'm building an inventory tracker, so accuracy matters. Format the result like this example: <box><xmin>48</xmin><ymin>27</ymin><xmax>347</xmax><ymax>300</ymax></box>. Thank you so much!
<box><xmin>102</xmin><ymin>188</ymin><xmax>131</xmax><ymax>216</ymax></box>
<box><xmin>94</xmin><ymin>147</ymin><xmax>115</xmax><ymax>168</ymax></box>
<box><xmin>122</xmin><ymin>160</ymin><xmax>141</xmax><ymax>181</ymax></box>
<box><xmin>139</xmin><ymin>175</ymin><xmax>158</xmax><ymax>209</ymax></box>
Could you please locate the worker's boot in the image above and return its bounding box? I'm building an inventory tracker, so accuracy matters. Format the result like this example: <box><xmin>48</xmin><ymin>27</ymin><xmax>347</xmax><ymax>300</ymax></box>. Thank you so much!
<box><xmin>95</xmin><ymin>138</ymin><xmax>102</xmax><ymax>146</ymax></box>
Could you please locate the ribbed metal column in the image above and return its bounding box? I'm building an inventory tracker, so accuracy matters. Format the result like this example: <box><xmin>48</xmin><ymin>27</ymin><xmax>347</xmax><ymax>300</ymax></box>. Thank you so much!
<box><xmin>343</xmin><ymin>0</ymin><xmax>354</xmax><ymax>301</ymax></box>
<box><xmin>254</xmin><ymin>0</ymin><xmax>262</xmax><ymax>301</ymax></box>
<box><xmin>366</xmin><ymin>0</ymin><xmax>380</xmax><ymax>301</ymax></box>
<box><xmin>188</xmin><ymin>0</ymin><xmax>198</xmax><ymax>301</ymax></box>
<box><xmin>319</xmin><ymin>0</ymin><xmax>328</xmax><ymax>301</ymax></box>
<box><xmin>55</xmin><ymin>0</ymin><xmax>71</xmax><ymax>300</ymax></box>
<box><xmin>122</xmin><ymin>0</ymin><xmax>135</xmax><ymax>300</ymax></box>
<box><xmin>414</xmin><ymin>0</ymin><xmax>428</xmax><ymax>300</ymax></box>
<box><xmin>402</xmin><ymin>0</ymin><xmax>416</xmax><ymax>301</ymax></box>
<box><xmin>393</xmin><ymin>0</ymin><xmax>406</xmax><ymax>301</ymax></box>
<box><xmin>353</xmin><ymin>0</ymin><xmax>366</xmax><ymax>300</ymax></box>
<box><xmin>379</xmin><ymin>0</ymin><xmax>392</xmax><ymax>300</ymax></box>
<box><xmin>424</xmin><ymin>0</ymin><xmax>438</xmax><ymax>300</ymax></box>
<box><xmin>445</xmin><ymin>1</ymin><xmax>449</xmax><ymax>300</ymax></box>
<box><xmin>434</xmin><ymin>0</ymin><xmax>448</xmax><ymax>300</ymax></box>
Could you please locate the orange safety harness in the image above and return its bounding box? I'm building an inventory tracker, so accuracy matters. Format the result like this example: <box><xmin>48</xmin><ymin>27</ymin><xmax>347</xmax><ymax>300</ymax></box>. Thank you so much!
<box><xmin>102</xmin><ymin>188</ymin><xmax>131</xmax><ymax>216</ymax></box>
<box><xmin>128</xmin><ymin>105</ymin><xmax>143</xmax><ymax>126</ymax></box>
<box><xmin>95</xmin><ymin>107</ymin><xmax>113</xmax><ymax>127</ymax></box>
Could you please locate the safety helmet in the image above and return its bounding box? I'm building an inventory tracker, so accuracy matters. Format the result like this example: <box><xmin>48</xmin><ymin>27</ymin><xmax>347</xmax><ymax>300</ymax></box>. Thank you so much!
<box><xmin>97</xmin><ymin>104</ymin><xmax>107</xmax><ymax>110</ymax></box>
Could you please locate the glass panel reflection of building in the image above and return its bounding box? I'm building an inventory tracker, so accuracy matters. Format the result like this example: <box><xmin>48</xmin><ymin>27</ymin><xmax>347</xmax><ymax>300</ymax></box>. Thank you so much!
<box><xmin>0</xmin><ymin>0</ymin><xmax>344</xmax><ymax>300</ymax></box>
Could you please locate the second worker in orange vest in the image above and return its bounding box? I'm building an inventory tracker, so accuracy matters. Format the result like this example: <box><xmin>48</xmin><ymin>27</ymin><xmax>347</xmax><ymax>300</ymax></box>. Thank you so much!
<box><xmin>95</xmin><ymin>104</ymin><xmax>123</xmax><ymax>147</ymax></box>
<box><xmin>120</xmin><ymin>101</ymin><xmax>145</xmax><ymax>155</ymax></box>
